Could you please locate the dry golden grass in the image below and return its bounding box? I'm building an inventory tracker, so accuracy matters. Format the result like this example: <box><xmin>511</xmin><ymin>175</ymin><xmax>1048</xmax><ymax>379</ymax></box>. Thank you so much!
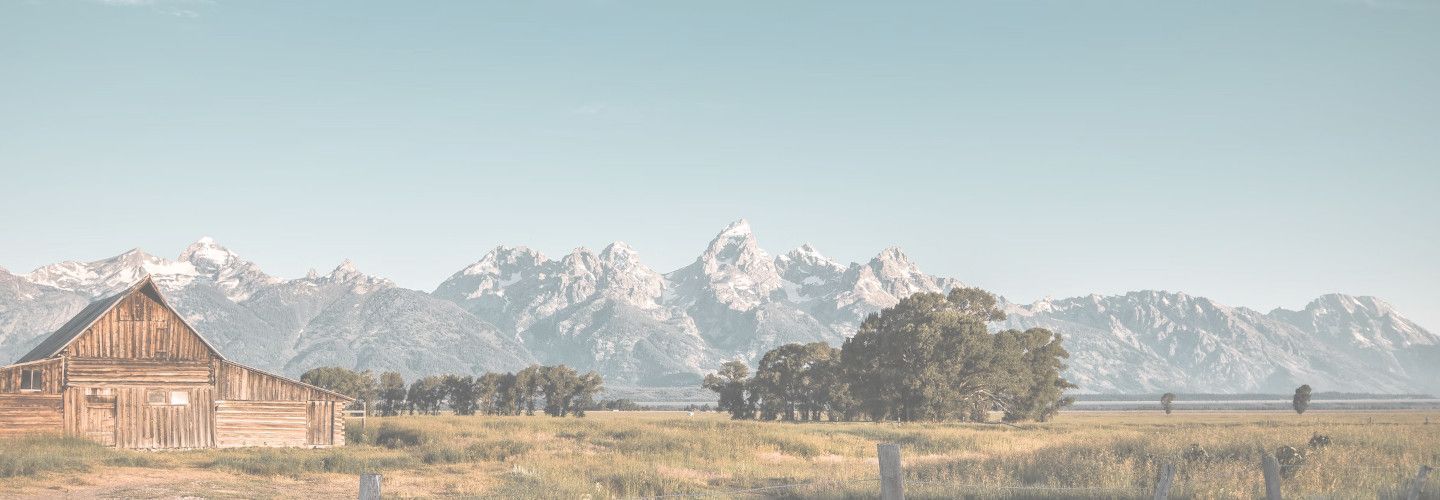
<box><xmin>1</xmin><ymin>410</ymin><xmax>1437</xmax><ymax>498</ymax></box>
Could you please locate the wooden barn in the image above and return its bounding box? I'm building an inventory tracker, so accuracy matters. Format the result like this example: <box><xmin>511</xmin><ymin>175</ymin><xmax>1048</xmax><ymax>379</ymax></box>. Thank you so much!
<box><xmin>0</xmin><ymin>276</ymin><xmax>352</xmax><ymax>449</ymax></box>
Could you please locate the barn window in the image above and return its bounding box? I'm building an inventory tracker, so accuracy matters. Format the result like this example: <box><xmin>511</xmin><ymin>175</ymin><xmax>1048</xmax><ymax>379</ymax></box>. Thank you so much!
<box><xmin>86</xmin><ymin>387</ymin><xmax>113</xmax><ymax>396</ymax></box>
<box><xmin>19</xmin><ymin>370</ymin><xmax>43</xmax><ymax>391</ymax></box>
<box><xmin>147</xmin><ymin>389</ymin><xmax>166</xmax><ymax>404</ymax></box>
<box><xmin>169</xmin><ymin>391</ymin><xmax>189</xmax><ymax>406</ymax></box>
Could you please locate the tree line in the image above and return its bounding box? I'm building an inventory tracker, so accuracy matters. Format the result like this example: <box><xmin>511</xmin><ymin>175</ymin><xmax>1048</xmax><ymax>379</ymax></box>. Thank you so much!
<box><xmin>704</xmin><ymin>288</ymin><xmax>1076</xmax><ymax>423</ymax></box>
<box><xmin>300</xmin><ymin>364</ymin><xmax>604</xmax><ymax>417</ymax></box>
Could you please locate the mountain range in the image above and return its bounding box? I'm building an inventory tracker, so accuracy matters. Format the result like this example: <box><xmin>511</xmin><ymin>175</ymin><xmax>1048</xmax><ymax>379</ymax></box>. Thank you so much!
<box><xmin>2</xmin><ymin>221</ymin><xmax>1436</xmax><ymax>394</ymax></box>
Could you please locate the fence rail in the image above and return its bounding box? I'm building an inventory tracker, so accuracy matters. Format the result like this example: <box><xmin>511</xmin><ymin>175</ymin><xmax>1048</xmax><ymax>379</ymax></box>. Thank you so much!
<box><xmin>347</xmin><ymin>445</ymin><xmax>1436</xmax><ymax>499</ymax></box>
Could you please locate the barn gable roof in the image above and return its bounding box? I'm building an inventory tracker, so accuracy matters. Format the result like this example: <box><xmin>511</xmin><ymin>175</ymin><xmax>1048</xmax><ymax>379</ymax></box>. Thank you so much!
<box><xmin>16</xmin><ymin>275</ymin><xmax>225</xmax><ymax>363</ymax></box>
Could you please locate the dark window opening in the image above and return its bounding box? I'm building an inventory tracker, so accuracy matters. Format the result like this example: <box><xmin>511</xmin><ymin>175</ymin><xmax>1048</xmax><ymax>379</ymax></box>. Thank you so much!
<box><xmin>20</xmin><ymin>369</ymin><xmax>43</xmax><ymax>391</ymax></box>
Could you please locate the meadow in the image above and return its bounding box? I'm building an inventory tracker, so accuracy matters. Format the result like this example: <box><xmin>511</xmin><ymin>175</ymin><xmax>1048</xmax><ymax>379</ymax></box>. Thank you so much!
<box><xmin>0</xmin><ymin>411</ymin><xmax>1436</xmax><ymax>499</ymax></box>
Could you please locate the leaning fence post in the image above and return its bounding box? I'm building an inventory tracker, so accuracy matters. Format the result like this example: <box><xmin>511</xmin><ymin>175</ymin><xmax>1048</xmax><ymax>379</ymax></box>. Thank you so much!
<box><xmin>1153</xmin><ymin>463</ymin><xmax>1176</xmax><ymax>500</ymax></box>
<box><xmin>1261</xmin><ymin>453</ymin><xmax>1283</xmax><ymax>500</ymax></box>
<box><xmin>877</xmin><ymin>443</ymin><xmax>904</xmax><ymax>500</ymax></box>
<box><xmin>1407</xmin><ymin>465</ymin><xmax>1432</xmax><ymax>500</ymax></box>
<box><xmin>359</xmin><ymin>473</ymin><xmax>382</xmax><ymax>500</ymax></box>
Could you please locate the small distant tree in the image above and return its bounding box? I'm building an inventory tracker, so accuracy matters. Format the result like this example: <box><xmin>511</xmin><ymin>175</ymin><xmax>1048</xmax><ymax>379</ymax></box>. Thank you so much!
<box><xmin>377</xmin><ymin>372</ymin><xmax>407</xmax><ymax>416</ymax></box>
<box><xmin>1292</xmin><ymin>384</ymin><xmax>1312</xmax><ymax>415</ymax></box>
<box><xmin>703</xmin><ymin>361</ymin><xmax>754</xmax><ymax>420</ymax></box>
<box><xmin>1160</xmin><ymin>393</ymin><xmax>1176</xmax><ymax>415</ymax></box>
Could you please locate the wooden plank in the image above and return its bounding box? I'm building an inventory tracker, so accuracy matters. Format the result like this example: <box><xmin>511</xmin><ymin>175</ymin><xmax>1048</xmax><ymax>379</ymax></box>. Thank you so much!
<box><xmin>0</xmin><ymin>393</ymin><xmax>62</xmax><ymax>436</ymax></box>
<box><xmin>215</xmin><ymin>400</ymin><xmax>309</xmax><ymax>448</ymax></box>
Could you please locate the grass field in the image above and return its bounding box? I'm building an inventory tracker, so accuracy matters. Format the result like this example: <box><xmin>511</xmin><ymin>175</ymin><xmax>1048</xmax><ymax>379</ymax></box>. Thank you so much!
<box><xmin>1</xmin><ymin>411</ymin><xmax>1437</xmax><ymax>499</ymax></box>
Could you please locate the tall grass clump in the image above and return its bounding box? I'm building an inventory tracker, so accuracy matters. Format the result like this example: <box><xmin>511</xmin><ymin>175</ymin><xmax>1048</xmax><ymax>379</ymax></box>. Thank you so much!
<box><xmin>0</xmin><ymin>436</ymin><xmax>153</xmax><ymax>477</ymax></box>
<box><xmin>204</xmin><ymin>447</ymin><xmax>418</xmax><ymax>477</ymax></box>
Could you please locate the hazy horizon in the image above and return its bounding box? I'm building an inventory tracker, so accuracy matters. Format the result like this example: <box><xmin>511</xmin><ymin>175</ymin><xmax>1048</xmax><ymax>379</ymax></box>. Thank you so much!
<box><xmin>2</xmin><ymin>0</ymin><xmax>1436</xmax><ymax>329</ymax></box>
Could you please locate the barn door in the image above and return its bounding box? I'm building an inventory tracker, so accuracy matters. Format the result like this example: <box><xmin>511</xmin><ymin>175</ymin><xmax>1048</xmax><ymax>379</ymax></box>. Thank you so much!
<box><xmin>84</xmin><ymin>389</ymin><xmax>116</xmax><ymax>446</ymax></box>
<box><xmin>306</xmin><ymin>401</ymin><xmax>334</xmax><ymax>446</ymax></box>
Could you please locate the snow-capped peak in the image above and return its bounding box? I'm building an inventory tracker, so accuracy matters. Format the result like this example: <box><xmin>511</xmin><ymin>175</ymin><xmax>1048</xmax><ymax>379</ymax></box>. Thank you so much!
<box><xmin>26</xmin><ymin>248</ymin><xmax>198</xmax><ymax>298</ymax></box>
<box><xmin>717</xmin><ymin>218</ymin><xmax>753</xmax><ymax>240</ymax></box>
<box><xmin>179</xmin><ymin>236</ymin><xmax>239</xmax><ymax>270</ymax></box>
<box><xmin>325</xmin><ymin>259</ymin><xmax>392</xmax><ymax>292</ymax></box>
<box><xmin>600</xmin><ymin>241</ymin><xmax>640</xmax><ymax>263</ymax></box>
<box><xmin>176</xmin><ymin>236</ymin><xmax>276</xmax><ymax>301</ymax></box>
<box><xmin>779</xmin><ymin>243</ymin><xmax>844</xmax><ymax>271</ymax></box>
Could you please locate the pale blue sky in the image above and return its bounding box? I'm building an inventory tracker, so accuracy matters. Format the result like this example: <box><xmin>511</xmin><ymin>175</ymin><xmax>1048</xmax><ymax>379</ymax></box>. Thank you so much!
<box><xmin>1</xmin><ymin>1</ymin><xmax>1437</xmax><ymax>328</ymax></box>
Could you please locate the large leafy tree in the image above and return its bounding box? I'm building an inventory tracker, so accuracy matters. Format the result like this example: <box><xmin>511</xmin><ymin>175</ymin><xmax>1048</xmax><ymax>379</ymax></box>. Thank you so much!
<box><xmin>407</xmin><ymin>376</ymin><xmax>447</xmax><ymax>415</ymax></box>
<box><xmin>442</xmin><ymin>375</ymin><xmax>479</xmax><ymax>416</ymax></box>
<box><xmin>570</xmin><ymin>372</ymin><xmax>604</xmax><ymax>417</ymax></box>
<box><xmin>703</xmin><ymin>361</ymin><xmax>754</xmax><ymax>419</ymax></box>
<box><xmin>839</xmin><ymin>288</ymin><xmax>1073</xmax><ymax>422</ymax></box>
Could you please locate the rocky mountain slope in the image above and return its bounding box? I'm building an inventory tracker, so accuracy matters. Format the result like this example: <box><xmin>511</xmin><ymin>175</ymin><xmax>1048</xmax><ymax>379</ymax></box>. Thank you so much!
<box><xmin>2</xmin><ymin>221</ymin><xmax>1436</xmax><ymax>394</ymax></box>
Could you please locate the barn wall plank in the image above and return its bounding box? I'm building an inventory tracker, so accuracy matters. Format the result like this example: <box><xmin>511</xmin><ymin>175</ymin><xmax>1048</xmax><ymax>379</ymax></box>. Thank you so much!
<box><xmin>0</xmin><ymin>393</ymin><xmax>63</xmax><ymax>436</ymax></box>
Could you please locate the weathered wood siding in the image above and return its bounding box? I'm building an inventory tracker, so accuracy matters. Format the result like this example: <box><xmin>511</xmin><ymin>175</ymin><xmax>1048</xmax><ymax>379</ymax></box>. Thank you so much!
<box><xmin>66</xmin><ymin>358</ymin><xmax>211</xmax><ymax>385</ymax></box>
<box><xmin>0</xmin><ymin>358</ymin><xmax>64</xmax><ymax>394</ymax></box>
<box><xmin>63</xmin><ymin>291</ymin><xmax>215</xmax><ymax>361</ymax></box>
<box><xmin>0</xmin><ymin>393</ymin><xmax>63</xmax><ymax>436</ymax></box>
<box><xmin>113</xmin><ymin>386</ymin><xmax>215</xmax><ymax>449</ymax></box>
<box><xmin>215</xmin><ymin>400</ymin><xmax>308</xmax><ymax>448</ymax></box>
<box><xmin>334</xmin><ymin>406</ymin><xmax>346</xmax><ymax>446</ymax></box>
<box><xmin>215</xmin><ymin>361</ymin><xmax>347</xmax><ymax>402</ymax></box>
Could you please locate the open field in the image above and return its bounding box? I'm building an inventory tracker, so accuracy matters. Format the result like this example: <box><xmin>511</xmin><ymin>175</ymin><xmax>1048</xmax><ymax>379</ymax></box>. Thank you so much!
<box><xmin>1</xmin><ymin>411</ymin><xmax>1437</xmax><ymax>499</ymax></box>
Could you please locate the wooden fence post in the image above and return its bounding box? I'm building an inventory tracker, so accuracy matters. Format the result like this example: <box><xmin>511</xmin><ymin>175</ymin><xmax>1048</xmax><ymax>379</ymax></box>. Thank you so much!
<box><xmin>1153</xmin><ymin>463</ymin><xmax>1176</xmax><ymax>500</ymax></box>
<box><xmin>877</xmin><ymin>443</ymin><xmax>904</xmax><ymax>500</ymax></box>
<box><xmin>1407</xmin><ymin>465</ymin><xmax>1432</xmax><ymax>500</ymax></box>
<box><xmin>1261</xmin><ymin>453</ymin><xmax>1283</xmax><ymax>500</ymax></box>
<box><xmin>359</xmin><ymin>473</ymin><xmax>382</xmax><ymax>500</ymax></box>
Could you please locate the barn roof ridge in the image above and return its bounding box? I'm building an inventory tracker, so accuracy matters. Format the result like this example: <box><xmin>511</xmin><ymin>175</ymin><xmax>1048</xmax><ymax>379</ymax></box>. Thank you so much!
<box><xmin>14</xmin><ymin>275</ymin><xmax>226</xmax><ymax>364</ymax></box>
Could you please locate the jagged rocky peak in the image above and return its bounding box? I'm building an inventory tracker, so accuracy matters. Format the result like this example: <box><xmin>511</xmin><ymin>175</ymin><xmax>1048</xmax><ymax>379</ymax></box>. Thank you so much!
<box><xmin>178</xmin><ymin>236</ymin><xmax>237</xmax><ymax>271</ymax></box>
<box><xmin>599</xmin><ymin>241</ymin><xmax>641</xmax><ymax>264</ymax></box>
<box><xmin>775</xmin><ymin>243</ymin><xmax>847</xmax><ymax>300</ymax></box>
<box><xmin>777</xmin><ymin>243</ymin><xmax>844</xmax><ymax>271</ymax></box>
<box><xmin>462</xmin><ymin>245</ymin><xmax>547</xmax><ymax>276</ymax></box>
<box><xmin>592</xmin><ymin>242</ymin><xmax>666</xmax><ymax>305</ymax></box>
<box><xmin>177</xmin><ymin>236</ymin><xmax>277</xmax><ymax>301</ymax></box>
<box><xmin>27</xmin><ymin>247</ymin><xmax>199</xmax><ymax>297</ymax></box>
<box><xmin>669</xmin><ymin>219</ymin><xmax>784</xmax><ymax>311</ymax></box>
<box><xmin>324</xmin><ymin>259</ymin><xmax>392</xmax><ymax>292</ymax></box>
<box><xmin>1271</xmin><ymin>293</ymin><xmax>1438</xmax><ymax>348</ymax></box>
<box><xmin>700</xmin><ymin>219</ymin><xmax>773</xmax><ymax>271</ymax></box>
<box><xmin>1302</xmin><ymin>294</ymin><xmax>1393</xmax><ymax>316</ymax></box>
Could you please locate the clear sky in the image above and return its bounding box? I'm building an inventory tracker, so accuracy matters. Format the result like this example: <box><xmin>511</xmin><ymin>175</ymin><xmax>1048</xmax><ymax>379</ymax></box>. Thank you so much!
<box><xmin>1</xmin><ymin>0</ymin><xmax>1436</xmax><ymax>328</ymax></box>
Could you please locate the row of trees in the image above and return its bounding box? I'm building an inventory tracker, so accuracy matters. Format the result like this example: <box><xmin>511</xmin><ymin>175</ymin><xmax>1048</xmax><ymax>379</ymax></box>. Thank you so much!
<box><xmin>300</xmin><ymin>364</ymin><xmax>604</xmax><ymax>417</ymax></box>
<box><xmin>704</xmin><ymin>288</ymin><xmax>1076</xmax><ymax>423</ymax></box>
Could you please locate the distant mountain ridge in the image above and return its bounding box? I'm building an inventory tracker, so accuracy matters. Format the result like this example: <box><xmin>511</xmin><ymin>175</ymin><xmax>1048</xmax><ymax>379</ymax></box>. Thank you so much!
<box><xmin>2</xmin><ymin>220</ymin><xmax>1436</xmax><ymax>394</ymax></box>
